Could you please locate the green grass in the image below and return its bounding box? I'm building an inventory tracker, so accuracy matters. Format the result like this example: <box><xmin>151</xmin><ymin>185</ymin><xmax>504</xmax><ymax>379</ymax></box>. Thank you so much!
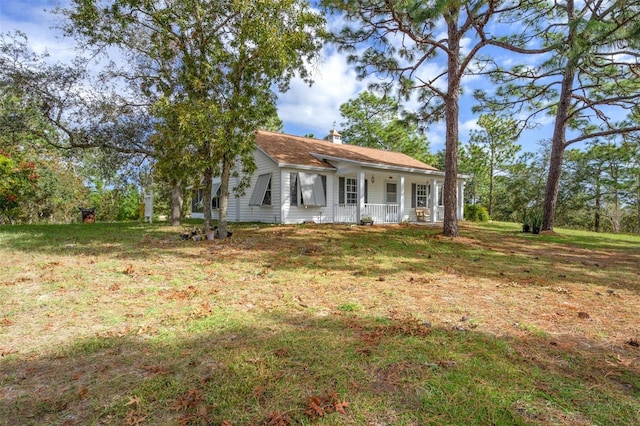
<box><xmin>0</xmin><ymin>220</ymin><xmax>638</xmax><ymax>425</ymax></box>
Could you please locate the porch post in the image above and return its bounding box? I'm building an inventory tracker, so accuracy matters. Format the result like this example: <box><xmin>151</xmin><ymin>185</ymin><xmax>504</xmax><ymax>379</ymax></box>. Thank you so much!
<box><xmin>281</xmin><ymin>170</ymin><xmax>287</xmax><ymax>224</ymax></box>
<box><xmin>358</xmin><ymin>170</ymin><xmax>366</xmax><ymax>222</ymax></box>
<box><xmin>398</xmin><ymin>174</ymin><xmax>405</xmax><ymax>223</ymax></box>
<box><xmin>430</xmin><ymin>178</ymin><xmax>438</xmax><ymax>222</ymax></box>
<box><xmin>333</xmin><ymin>174</ymin><xmax>339</xmax><ymax>222</ymax></box>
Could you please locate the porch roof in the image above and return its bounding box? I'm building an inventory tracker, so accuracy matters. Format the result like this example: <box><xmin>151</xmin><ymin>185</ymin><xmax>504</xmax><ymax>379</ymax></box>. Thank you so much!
<box><xmin>255</xmin><ymin>130</ymin><xmax>440</xmax><ymax>173</ymax></box>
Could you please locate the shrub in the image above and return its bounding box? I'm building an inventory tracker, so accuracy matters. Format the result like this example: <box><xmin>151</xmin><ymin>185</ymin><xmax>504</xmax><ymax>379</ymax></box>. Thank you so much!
<box><xmin>464</xmin><ymin>204</ymin><xmax>490</xmax><ymax>222</ymax></box>
<box><xmin>529</xmin><ymin>209</ymin><xmax>543</xmax><ymax>234</ymax></box>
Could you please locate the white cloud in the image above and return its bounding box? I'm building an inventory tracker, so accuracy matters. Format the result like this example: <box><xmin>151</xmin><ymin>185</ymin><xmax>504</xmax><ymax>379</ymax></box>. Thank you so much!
<box><xmin>460</xmin><ymin>117</ymin><xmax>480</xmax><ymax>136</ymax></box>
<box><xmin>423</xmin><ymin>122</ymin><xmax>445</xmax><ymax>151</ymax></box>
<box><xmin>279</xmin><ymin>47</ymin><xmax>370</xmax><ymax>137</ymax></box>
<box><xmin>1</xmin><ymin>1</ymin><xmax>76</xmax><ymax>62</ymax></box>
<box><xmin>460</xmin><ymin>36</ymin><xmax>473</xmax><ymax>56</ymax></box>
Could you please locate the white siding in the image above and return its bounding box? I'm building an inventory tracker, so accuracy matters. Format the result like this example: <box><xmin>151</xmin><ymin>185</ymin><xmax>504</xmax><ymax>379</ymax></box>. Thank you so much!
<box><xmin>281</xmin><ymin>168</ymin><xmax>334</xmax><ymax>224</ymax></box>
<box><xmin>363</xmin><ymin>171</ymin><xmax>444</xmax><ymax>222</ymax></box>
<box><xmin>236</xmin><ymin>150</ymin><xmax>280</xmax><ymax>223</ymax></box>
<box><xmin>191</xmin><ymin>153</ymin><xmax>451</xmax><ymax>224</ymax></box>
<box><xmin>404</xmin><ymin>176</ymin><xmax>444</xmax><ymax>222</ymax></box>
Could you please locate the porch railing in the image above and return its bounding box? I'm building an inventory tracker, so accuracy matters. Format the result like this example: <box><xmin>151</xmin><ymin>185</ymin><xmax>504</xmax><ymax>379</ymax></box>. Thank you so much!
<box><xmin>334</xmin><ymin>203</ymin><xmax>399</xmax><ymax>224</ymax></box>
<box><xmin>334</xmin><ymin>204</ymin><xmax>357</xmax><ymax>223</ymax></box>
<box><xmin>333</xmin><ymin>203</ymin><xmax>445</xmax><ymax>223</ymax></box>
<box><xmin>365</xmin><ymin>203</ymin><xmax>398</xmax><ymax>224</ymax></box>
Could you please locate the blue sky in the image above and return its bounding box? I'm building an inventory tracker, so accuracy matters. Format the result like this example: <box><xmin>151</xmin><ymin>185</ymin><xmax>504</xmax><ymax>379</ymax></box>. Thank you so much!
<box><xmin>1</xmin><ymin>0</ymin><xmax>551</xmax><ymax>154</ymax></box>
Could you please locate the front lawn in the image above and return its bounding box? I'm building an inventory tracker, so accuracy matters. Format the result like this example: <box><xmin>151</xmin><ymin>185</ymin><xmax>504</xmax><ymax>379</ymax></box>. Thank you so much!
<box><xmin>1</xmin><ymin>221</ymin><xmax>638</xmax><ymax>425</ymax></box>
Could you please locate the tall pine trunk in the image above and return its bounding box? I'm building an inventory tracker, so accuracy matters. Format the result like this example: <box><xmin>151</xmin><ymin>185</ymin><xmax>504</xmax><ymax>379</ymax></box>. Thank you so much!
<box><xmin>543</xmin><ymin>0</ymin><xmax>577</xmax><ymax>232</ymax></box>
<box><xmin>637</xmin><ymin>179</ymin><xmax>640</xmax><ymax>235</ymax></box>
<box><xmin>442</xmin><ymin>13</ymin><xmax>460</xmax><ymax>238</ymax></box>
<box><xmin>488</xmin><ymin>162</ymin><xmax>494</xmax><ymax>218</ymax></box>
<box><xmin>594</xmin><ymin>179</ymin><xmax>601</xmax><ymax>233</ymax></box>
<box><xmin>636</xmin><ymin>184</ymin><xmax>640</xmax><ymax>235</ymax></box>
<box><xmin>543</xmin><ymin>64</ymin><xmax>576</xmax><ymax>231</ymax></box>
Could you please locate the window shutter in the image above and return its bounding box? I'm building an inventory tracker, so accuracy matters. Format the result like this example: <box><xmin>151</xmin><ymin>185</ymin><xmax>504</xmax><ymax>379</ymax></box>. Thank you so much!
<box><xmin>249</xmin><ymin>173</ymin><xmax>271</xmax><ymax>206</ymax></box>
<box><xmin>211</xmin><ymin>183</ymin><xmax>222</xmax><ymax>209</ymax></box>
<box><xmin>211</xmin><ymin>182</ymin><xmax>221</xmax><ymax>199</ymax></box>
<box><xmin>299</xmin><ymin>172</ymin><xmax>326</xmax><ymax>207</ymax></box>
<box><xmin>364</xmin><ymin>179</ymin><xmax>368</xmax><ymax>204</ymax></box>
<box><xmin>339</xmin><ymin>177</ymin><xmax>345</xmax><ymax>204</ymax></box>
<box><xmin>313</xmin><ymin>175</ymin><xmax>326</xmax><ymax>206</ymax></box>
<box><xmin>192</xmin><ymin>189</ymin><xmax>204</xmax><ymax>212</ymax></box>
<box><xmin>321</xmin><ymin>175</ymin><xmax>327</xmax><ymax>206</ymax></box>
<box><xmin>411</xmin><ymin>183</ymin><xmax>416</xmax><ymax>208</ymax></box>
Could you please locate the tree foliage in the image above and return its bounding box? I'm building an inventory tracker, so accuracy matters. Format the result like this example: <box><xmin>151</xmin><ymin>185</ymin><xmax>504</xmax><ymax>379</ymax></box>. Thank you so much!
<box><xmin>63</xmin><ymin>0</ymin><xmax>325</xmax><ymax>236</ymax></box>
<box><xmin>0</xmin><ymin>56</ymin><xmax>156</xmax><ymax>224</ymax></box>
<box><xmin>0</xmin><ymin>31</ymin><xmax>155</xmax><ymax>222</ymax></box>
<box><xmin>563</xmin><ymin>138</ymin><xmax>639</xmax><ymax>233</ymax></box>
<box><xmin>0</xmin><ymin>84</ymin><xmax>89</xmax><ymax>223</ymax></box>
<box><xmin>467</xmin><ymin>115</ymin><xmax>521</xmax><ymax>217</ymax></box>
<box><xmin>475</xmin><ymin>0</ymin><xmax>640</xmax><ymax>231</ymax></box>
<box><xmin>339</xmin><ymin>91</ymin><xmax>436</xmax><ymax>165</ymax></box>
<box><xmin>0</xmin><ymin>151</ymin><xmax>37</xmax><ymax>221</ymax></box>
<box><xmin>0</xmin><ymin>31</ymin><xmax>154</xmax><ymax>158</ymax></box>
<box><xmin>322</xmin><ymin>0</ymin><xmax>531</xmax><ymax>237</ymax></box>
<box><xmin>492</xmin><ymin>148</ymin><xmax>548</xmax><ymax>224</ymax></box>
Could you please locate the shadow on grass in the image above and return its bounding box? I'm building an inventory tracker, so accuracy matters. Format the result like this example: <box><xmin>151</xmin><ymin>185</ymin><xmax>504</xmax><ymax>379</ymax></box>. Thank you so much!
<box><xmin>479</xmin><ymin>221</ymin><xmax>640</xmax><ymax>251</ymax></box>
<box><xmin>459</xmin><ymin>222</ymin><xmax>640</xmax><ymax>292</ymax></box>
<box><xmin>1</xmin><ymin>310</ymin><xmax>638</xmax><ymax>425</ymax></box>
<box><xmin>1</xmin><ymin>221</ymin><xmax>639</xmax><ymax>293</ymax></box>
<box><xmin>0</xmin><ymin>221</ymin><xmax>222</xmax><ymax>266</ymax></box>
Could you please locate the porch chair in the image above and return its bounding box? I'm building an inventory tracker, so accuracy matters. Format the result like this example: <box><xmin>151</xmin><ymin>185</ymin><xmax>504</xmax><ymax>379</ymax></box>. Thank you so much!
<box><xmin>415</xmin><ymin>208</ymin><xmax>429</xmax><ymax>222</ymax></box>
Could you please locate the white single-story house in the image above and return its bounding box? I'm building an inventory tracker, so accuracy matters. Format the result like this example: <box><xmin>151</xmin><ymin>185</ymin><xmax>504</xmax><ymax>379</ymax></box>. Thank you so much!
<box><xmin>191</xmin><ymin>129</ymin><xmax>465</xmax><ymax>224</ymax></box>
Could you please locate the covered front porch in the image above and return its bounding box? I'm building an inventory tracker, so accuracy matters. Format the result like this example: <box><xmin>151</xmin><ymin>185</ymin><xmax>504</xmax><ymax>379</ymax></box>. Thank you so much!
<box><xmin>329</xmin><ymin>168</ymin><xmax>464</xmax><ymax>225</ymax></box>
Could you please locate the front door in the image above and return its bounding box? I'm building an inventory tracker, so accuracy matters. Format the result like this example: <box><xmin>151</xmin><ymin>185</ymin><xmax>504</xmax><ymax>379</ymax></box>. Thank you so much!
<box><xmin>385</xmin><ymin>182</ymin><xmax>397</xmax><ymax>222</ymax></box>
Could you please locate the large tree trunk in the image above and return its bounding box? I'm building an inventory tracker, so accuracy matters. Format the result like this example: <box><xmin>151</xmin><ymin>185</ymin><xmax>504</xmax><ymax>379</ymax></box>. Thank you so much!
<box><xmin>217</xmin><ymin>154</ymin><xmax>232</xmax><ymax>238</ymax></box>
<box><xmin>636</xmin><ymin>181</ymin><xmax>640</xmax><ymax>235</ymax></box>
<box><xmin>542</xmin><ymin>0</ymin><xmax>576</xmax><ymax>232</ymax></box>
<box><xmin>594</xmin><ymin>179</ymin><xmax>601</xmax><ymax>232</ymax></box>
<box><xmin>613</xmin><ymin>188</ymin><xmax>621</xmax><ymax>234</ymax></box>
<box><xmin>543</xmin><ymin>117</ymin><xmax>569</xmax><ymax>232</ymax></box>
<box><xmin>488</xmin><ymin>162</ymin><xmax>494</xmax><ymax>218</ymax></box>
<box><xmin>170</xmin><ymin>180</ymin><xmax>183</xmax><ymax>226</ymax></box>
<box><xmin>442</xmin><ymin>14</ymin><xmax>460</xmax><ymax>238</ymax></box>
<box><xmin>543</xmin><ymin>68</ymin><xmax>576</xmax><ymax>231</ymax></box>
<box><xmin>202</xmin><ymin>168</ymin><xmax>214</xmax><ymax>232</ymax></box>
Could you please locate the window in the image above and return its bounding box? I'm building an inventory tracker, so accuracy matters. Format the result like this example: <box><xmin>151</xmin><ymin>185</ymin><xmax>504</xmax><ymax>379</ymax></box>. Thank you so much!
<box><xmin>192</xmin><ymin>189</ymin><xmax>204</xmax><ymax>213</ymax></box>
<box><xmin>290</xmin><ymin>172</ymin><xmax>326</xmax><ymax>207</ymax></box>
<box><xmin>192</xmin><ymin>184</ymin><xmax>222</xmax><ymax>211</ymax></box>
<box><xmin>339</xmin><ymin>177</ymin><xmax>367</xmax><ymax>204</ymax></box>
<box><xmin>386</xmin><ymin>182</ymin><xmax>397</xmax><ymax>203</ymax></box>
<box><xmin>211</xmin><ymin>182</ymin><xmax>221</xmax><ymax>209</ymax></box>
<box><xmin>249</xmin><ymin>173</ymin><xmax>272</xmax><ymax>206</ymax></box>
<box><xmin>346</xmin><ymin>178</ymin><xmax>358</xmax><ymax>204</ymax></box>
<box><xmin>437</xmin><ymin>184</ymin><xmax>443</xmax><ymax>206</ymax></box>
<box><xmin>411</xmin><ymin>184</ymin><xmax>428</xmax><ymax>208</ymax></box>
<box><xmin>264</xmin><ymin>179</ymin><xmax>271</xmax><ymax>205</ymax></box>
<box><xmin>290</xmin><ymin>173</ymin><xmax>298</xmax><ymax>206</ymax></box>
